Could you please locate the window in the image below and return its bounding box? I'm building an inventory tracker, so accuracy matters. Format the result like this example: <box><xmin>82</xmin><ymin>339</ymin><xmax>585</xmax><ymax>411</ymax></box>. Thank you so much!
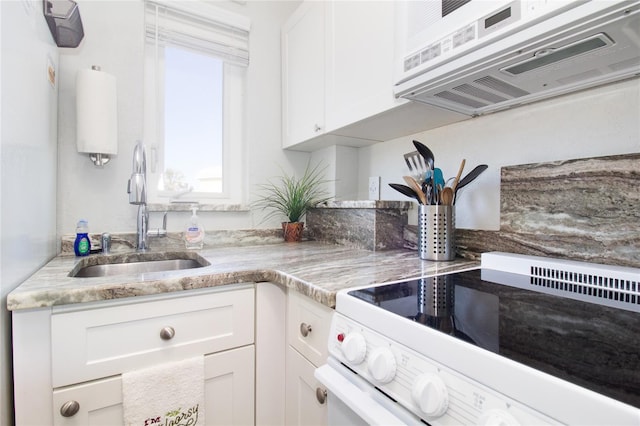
<box><xmin>143</xmin><ymin>0</ymin><xmax>250</xmax><ymax>204</ymax></box>
<box><xmin>162</xmin><ymin>47</ymin><xmax>223</xmax><ymax>192</ymax></box>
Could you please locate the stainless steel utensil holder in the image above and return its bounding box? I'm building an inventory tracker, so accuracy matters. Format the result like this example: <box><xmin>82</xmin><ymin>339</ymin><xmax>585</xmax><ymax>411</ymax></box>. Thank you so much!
<box><xmin>418</xmin><ymin>205</ymin><xmax>455</xmax><ymax>261</ymax></box>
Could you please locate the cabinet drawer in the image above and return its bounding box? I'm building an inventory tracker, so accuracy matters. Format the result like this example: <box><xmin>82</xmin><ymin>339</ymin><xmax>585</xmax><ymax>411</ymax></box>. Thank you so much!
<box><xmin>287</xmin><ymin>290</ymin><xmax>333</xmax><ymax>366</ymax></box>
<box><xmin>51</xmin><ymin>285</ymin><xmax>254</xmax><ymax>388</ymax></box>
<box><xmin>53</xmin><ymin>346</ymin><xmax>255</xmax><ymax>426</ymax></box>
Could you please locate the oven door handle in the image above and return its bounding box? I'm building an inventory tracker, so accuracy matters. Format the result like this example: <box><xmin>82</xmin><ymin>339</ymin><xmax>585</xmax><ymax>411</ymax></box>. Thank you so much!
<box><xmin>315</xmin><ymin>360</ymin><xmax>409</xmax><ymax>425</ymax></box>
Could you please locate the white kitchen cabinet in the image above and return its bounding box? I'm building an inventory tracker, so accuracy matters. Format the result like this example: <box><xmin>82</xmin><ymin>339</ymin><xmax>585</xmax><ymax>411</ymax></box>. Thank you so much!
<box><xmin>281</xmin><ymin>1</ymin><xmax>467</xmax><ymax>151</ymax></box>
<box><xmin>255</xmin><ymin>282</ymin><xmax>287</xmax><ymax>425</ymax></box>
<box><xmin>285</xmin><ymin>290</ymin><xmax>334</xmax><ymax>425</ymax></box>
<box><xmin>282</xmin><ymin>1</ymin><xmax>407</xmax><ymax>150</ymax></box>
<box><xmin>324</xmin><ymin>1</ymin><xmax>400</xmax><ymax>132</ymax></box>
<box><xmin>51</xmin><ymin>346</ymin><xmax>254</xmax><ymax>426</ymax></box>
<box><xmin>12</xmin><ymin>284</ymin><xmax>255</xmax><ymax>426</ymax></box>
<box><xmin>282</xmin><ymin>1</ymin><xmax>326</xmax><ymax>148</ymax></box>
<box><xmin>285</xmin><ymin>346</ymin><xmax>329</xmax><ymax>426</ymax></box>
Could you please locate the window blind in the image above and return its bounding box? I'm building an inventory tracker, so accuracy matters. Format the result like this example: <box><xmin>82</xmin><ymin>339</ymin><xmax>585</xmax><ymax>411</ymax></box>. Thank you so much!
<box><xmin>145</xmin><ymin>0</ymin><xmax>250</xmax><ymax>67</ymax></box>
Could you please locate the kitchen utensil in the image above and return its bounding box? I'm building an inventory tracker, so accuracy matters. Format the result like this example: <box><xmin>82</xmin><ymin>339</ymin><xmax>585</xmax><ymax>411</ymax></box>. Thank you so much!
<box><xmin>403</xmin><ymin>176</ymin><xmax>427</xmax><ymax>204</ymax></box>
<box><xmin>404</xmin><ymin>151</ymin><xmax>428</xmax><ymax>182</ymax></box>
<box><xmin>454</xmin><ymin>164</ymin><xmax>488</xmax><ymax>202</ymax></box>
<box><xmin>425</xmin><ymin>185</ymin><xmax>434</xmax><ymax>205</ymax></box>
<box><xmin>432</xmin><ymin>168</ymin><xmax>445</xmax><ymax>204</ymax></box>
<box><xmin>413</xmin><ymin>140</ymin><xmax>436</xmax><ymax>202</ymax></box>
<box><xmin>440</xmin><ymin>187</ymin><xmax>454</xmax><ymax>205</ymax></box>
<box><xmin>433</xmin><ymin>168</ymin><xmax>445</xmax><ymax>188</ymax></box>
<box><xmin>412</xmin><ymin>140</ymin><xmax>434</xmax><ymax>170</ymax></box>
<box><xmin>421</xmin><ymin>170</ymin><xmax>433</xmax><ymax>204</ymax></box>
<box><xmin>389</xmin><ymin>183</ymin><xmax>420</xmax><ymax>203</ymax></box>
<box><xmin>452</xmin><ymin>159</ymin><xmax>466</xmax><ymax>192</ymax></box>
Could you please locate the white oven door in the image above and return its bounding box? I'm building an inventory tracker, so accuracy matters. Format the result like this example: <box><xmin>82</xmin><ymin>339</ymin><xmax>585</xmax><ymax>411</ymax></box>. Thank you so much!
<box><xmin>315</xmin><ymin>357</ymin><xmax>422</xmax><ymax>426</ymax></box>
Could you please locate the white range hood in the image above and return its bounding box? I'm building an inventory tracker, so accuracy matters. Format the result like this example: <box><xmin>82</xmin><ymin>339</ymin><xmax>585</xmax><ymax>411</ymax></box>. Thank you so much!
<box><xmin>394</xmin><ymin>1</ymin><xmax>640</xmax><ymax>116</ymax></box>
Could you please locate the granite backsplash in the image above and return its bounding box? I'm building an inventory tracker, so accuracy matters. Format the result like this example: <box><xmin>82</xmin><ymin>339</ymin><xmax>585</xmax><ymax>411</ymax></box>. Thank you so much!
<box><xmin>307</xmin><ymin>153</ymin><xmax>638</xmax><ymax>268</ymax></box>
<box><xmin>61</xmin><ymin>153</ymin><xmax>638</xmax><ymax>268</ymax></box>
<box><xmin>306</xmin><ymin>201</ymin><xmax>411</xmax><ymax>251</ymax></box>
<box><xmin>453</xmin><ymin>153</ymin><xmax>638</xmax><ymax>268</ymax></box>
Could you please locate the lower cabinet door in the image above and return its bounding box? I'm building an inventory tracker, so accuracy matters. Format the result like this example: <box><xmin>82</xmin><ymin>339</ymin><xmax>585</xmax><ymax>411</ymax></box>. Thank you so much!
<box><xmin>52</xmin><ymin>345</ymin><xmax>255</xmax><ymax>426</ymax></box>
<box><xmin>285</xmin><ymin>346</ymin><xmax>328</xmax><ymax>426</ymax></box>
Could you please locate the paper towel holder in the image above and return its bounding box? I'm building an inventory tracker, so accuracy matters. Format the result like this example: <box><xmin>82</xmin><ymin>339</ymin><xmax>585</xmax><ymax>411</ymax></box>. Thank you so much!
<box><xmin>43</xmin><ymin>0</ymin><xmax>85</xmax><ymax>48</ymax></box>
<box><xmin>76</xmin><ymin>65</ymin><xmax>118</xmax><ymax>167</ymax></box>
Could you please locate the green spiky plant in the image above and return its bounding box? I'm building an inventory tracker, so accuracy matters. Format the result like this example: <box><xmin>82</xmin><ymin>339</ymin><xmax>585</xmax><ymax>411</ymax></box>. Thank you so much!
<box><xmin>254</xmin><ymin>162</ymin><xmax>331</xmax><ymax>223</ymax></box>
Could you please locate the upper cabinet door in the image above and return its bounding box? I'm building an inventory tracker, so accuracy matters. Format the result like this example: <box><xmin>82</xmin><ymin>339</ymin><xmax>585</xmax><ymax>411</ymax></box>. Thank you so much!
<box><xmin>282</xmin><ymin>2</ymin><xmax>326</xmax><ymax>148</ymax></box>
<box><xmin>324</xmin><ymin>1</ymin><xmax>401</xmax><ymax>132</ymax></box>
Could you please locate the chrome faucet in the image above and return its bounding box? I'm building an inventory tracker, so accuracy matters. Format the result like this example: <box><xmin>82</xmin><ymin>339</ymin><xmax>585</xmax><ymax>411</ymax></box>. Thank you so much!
<box><xmin>127</xmin><ymin>141</ymin><xmax>148</xmax><ymax>251</ymax></box>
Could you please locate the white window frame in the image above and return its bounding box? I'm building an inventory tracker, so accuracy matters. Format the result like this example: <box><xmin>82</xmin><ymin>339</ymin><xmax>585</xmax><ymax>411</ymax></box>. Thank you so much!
<box><xmin>142</xmin><ymin>0</ymin><xmax>249</xmax><ymax>205</ymax></box>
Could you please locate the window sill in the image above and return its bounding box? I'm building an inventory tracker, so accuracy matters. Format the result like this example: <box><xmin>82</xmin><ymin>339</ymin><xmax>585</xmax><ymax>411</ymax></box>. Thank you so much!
<box><xmin>147</xmin><ymin>203</ymin><xmax>250</xmax><ymax>212</ymax></box>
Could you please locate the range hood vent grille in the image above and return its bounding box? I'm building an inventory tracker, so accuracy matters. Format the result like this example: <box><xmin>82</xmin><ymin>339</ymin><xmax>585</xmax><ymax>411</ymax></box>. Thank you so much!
<box><xmin>452</xmin><ymin>83</ymin><xmax>508</xmax><ymax>104</ymax></box>
<box><xmin>434</xmin><ymin>76</ymin><xmax>531</xmax><ymax>109</ymax></box>
<box><xmin>475</xmin><ymin>76</ymin><xmax>530</xmax><ymax>98</ymax></box>
<box><xmin>434</xmin><ymin>91</ymin><xmax>487</xmax><ymax>109</ymax></box>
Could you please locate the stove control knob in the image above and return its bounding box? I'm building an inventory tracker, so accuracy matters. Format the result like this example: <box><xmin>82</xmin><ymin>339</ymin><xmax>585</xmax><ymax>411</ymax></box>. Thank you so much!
<box><xmin>367</xmin><ymin>347</ymin><xmax>397</xmax><ymax>383</ymax></box>
<box><xmin>341</xmin><ymin>333</ymin><xmax>366</xmax><ymax>364</ymax></box>
<box><xmin>478</xmin><ymin>409</ymin><xmax>521</xmax><ymax>426</ymax></box>
<box><xmin>412</xmin><ymin>373</ymin><xmax>449</xmax><ymax>418</ymax></box>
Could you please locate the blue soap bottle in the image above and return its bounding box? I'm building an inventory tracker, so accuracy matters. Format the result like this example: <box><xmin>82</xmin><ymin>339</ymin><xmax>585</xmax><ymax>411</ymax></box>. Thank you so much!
<box><xmin>74</xmin><ymin>219</ymin><xmax>91</xmax><ymax>256</ymax></box>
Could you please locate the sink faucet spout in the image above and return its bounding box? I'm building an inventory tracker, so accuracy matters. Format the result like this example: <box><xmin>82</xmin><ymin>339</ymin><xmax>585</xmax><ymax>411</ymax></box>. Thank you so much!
<box><xmin>127</xmin><ymin>141</ymin><xmax>149</xmax><ymax>251</ymax></box>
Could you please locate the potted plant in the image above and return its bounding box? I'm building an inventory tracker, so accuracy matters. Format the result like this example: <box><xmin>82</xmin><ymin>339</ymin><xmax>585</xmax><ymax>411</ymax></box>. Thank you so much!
<box><xmin>254</xmin><ymin>163</ymin><xmax>331</xmax><ymax>242</ymax></box>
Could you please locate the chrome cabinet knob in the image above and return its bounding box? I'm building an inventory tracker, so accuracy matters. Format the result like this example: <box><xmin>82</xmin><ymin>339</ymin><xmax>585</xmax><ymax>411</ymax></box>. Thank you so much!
<box><xmin>299</xmin><ymin>322</ymin><xmax>312</xmax><ymax>337</ymax></box>
<box><xmin>315</xmin><ymin>387</ymin><xmax>327</xmax><ymax>405</ymax></box>
<box><xmin>314</xmin><ymin>124</ymin><xmax>322</xmax><ymax>132</ymax></box>
<box><xmin>160</xmin><ymin>326</ymin><xmax>175</xmax><ymax>340</ymax></box>
<box><xmin>60</xmin><ymin>400</ymin><xmax>80</xmax><ymax>417</ymax></box>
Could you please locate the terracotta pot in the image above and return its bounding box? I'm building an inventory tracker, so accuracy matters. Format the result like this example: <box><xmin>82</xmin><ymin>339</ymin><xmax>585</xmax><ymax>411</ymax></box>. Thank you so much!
<box><xmin>282</xmin><ymin>222</ymin><xmax>304</xmax><ymax>242</ymax></box>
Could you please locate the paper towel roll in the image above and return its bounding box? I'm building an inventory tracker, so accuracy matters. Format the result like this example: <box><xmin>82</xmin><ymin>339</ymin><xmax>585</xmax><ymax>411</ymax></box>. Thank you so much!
<box><xmin>76</xmin><ymin>67</ymin><xmax>118</xmax><ymax>155</ymax></box>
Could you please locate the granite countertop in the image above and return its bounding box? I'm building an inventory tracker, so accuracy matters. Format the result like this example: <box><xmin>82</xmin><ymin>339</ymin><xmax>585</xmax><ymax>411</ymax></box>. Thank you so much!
<box><xmin>7</xmin><ymin>241</ymin><xmax>478</xmax><ymax>311</ymax></box>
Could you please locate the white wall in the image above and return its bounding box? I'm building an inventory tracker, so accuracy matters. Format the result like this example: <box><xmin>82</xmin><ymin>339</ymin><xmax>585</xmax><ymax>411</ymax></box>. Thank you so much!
<box><xmin>57</xmin><ymin>1</ymin><xmax>640</xmax><ymax>239</ymax></box>
<box><xmin>311</xmin><ymin>145</ymin><xmax>359</xmax><ymax>200</ymax></box>
<box><xmin>57</xmin><ymin>0</ymin><xmax>304</xmax><ymax>237</ymax></box>
<box><xmin>0</xmin><ymin>1</ymin><xmax>59</xmax><ymax>424</ymax></box>
<box><xmin>359</xmin><ymin>79</ymin><xmax>640</xmax><ymax>230</ymax></box>
<box><xmin>57</xmin><ymin>1</ymin><xmax>145</xmax><ymax>236</ymax></box>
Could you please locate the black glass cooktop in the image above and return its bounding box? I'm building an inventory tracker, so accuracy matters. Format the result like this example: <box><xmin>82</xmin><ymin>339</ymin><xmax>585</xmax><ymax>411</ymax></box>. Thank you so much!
<box><xmin>348</xmin><ymin>269</ymin><xmax>640</xmax><ymax>408</ymax></box>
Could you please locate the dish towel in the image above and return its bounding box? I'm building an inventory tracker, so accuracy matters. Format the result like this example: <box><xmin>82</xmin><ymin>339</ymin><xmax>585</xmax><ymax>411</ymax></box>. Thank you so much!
<box><xmin>122</xmin><ymin>356</ymin><xmax>205</xmax><ymax>426</ymax></box>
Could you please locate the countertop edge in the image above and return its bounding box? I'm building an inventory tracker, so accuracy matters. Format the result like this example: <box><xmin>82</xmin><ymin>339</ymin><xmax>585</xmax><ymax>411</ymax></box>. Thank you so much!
<box><xmin>7</xmin><ymin>243</ymin><xmax>479</xmax><ymax>311</ymax></box>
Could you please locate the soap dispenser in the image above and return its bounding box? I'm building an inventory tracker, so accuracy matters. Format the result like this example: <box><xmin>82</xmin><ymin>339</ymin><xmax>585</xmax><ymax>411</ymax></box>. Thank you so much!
<box><xmin>74</xmin><ymin>219</ymin><xmax>91</xmax><ymax>256</ymax></box>
<box><xmin>184</xmin><ymin>206</ymin><xmax>205</xmax><ymax>249</ymax></box>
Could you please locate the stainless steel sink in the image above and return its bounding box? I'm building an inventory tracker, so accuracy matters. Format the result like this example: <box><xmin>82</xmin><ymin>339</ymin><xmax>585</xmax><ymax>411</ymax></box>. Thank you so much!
<box><xmin>69</xmin><ymin>252</ymin><xmax>210</xmax><ymax>278</ymax></box>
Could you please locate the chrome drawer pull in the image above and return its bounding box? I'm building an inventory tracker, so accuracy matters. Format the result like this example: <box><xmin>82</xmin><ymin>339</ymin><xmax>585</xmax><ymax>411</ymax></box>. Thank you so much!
<box><xmin>60</xmin><ymin>400</ymin><xmax>80</xmax><ymax>417</ymax></box>
<box><xmin>315</xmin><ymin>387</ymin><xmax>327</xmax><ymax>404</ymax></box>
<box><xmin>300</xmin><ymin>322</ymin><xmax>312</xmax><ymax>337</ymax></box>
<box><xmin>160</xmin><ymin>326</ymin><xmax>175</xmax><ymax>340</ymax></box>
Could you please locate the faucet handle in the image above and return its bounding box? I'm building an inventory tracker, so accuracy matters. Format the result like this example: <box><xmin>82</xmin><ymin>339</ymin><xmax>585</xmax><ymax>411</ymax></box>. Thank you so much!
<box><xmin>147</xmin><ymin>211</ymin><xmax>168</xmax><ymax>238</ymax></box>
